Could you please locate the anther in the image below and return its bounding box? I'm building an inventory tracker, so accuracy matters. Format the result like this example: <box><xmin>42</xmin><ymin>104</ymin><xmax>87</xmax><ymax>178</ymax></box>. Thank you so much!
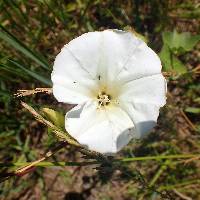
<box><xmin>97</xmin><ymin>92</ymin><xmax>111</xmax><ymax>107</ymax></box>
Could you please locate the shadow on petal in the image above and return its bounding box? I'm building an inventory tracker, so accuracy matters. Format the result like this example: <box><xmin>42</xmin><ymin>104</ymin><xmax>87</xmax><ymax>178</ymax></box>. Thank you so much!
<box><xmin>133</xmin><ymin>120</ymin><xmax>156</xmax><ymax>139</ymax></box>
<box><xmin>116</xmin><ymin>120</ymin><xmax>156</xmax><ymax>151</ymax></box>
<box><xmin>116</xmin><ymin>127</ymin><xmax>135</xmax><ymax>151</ymax></box>
<box><xmin>67</xmin><ymin>104</ymin><xmax>85</xmax><ymax>118</ymax></box>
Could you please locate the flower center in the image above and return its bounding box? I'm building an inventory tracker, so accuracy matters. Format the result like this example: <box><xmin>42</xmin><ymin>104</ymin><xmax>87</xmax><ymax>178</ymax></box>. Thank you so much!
<box><xmin>97</xmin><ymin>92</ymin><xmax>111</xmax><ymax>107</ymax></box>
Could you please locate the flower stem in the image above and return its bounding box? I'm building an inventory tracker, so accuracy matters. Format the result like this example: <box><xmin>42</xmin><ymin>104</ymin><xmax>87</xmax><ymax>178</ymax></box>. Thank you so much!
<box><xmin>0</xmin><ymin>161</ymin><xmax>98</xmax><ymax>167</ymax></box>
<box><xmin>158</xmin><ymin>179</ymin><xmax>200</xmax><ymax>191</ymax></box>
<box><xmin>116</xmin><ymin>154</ymin><xmax>200</xmax><ymax>162</ymax></box>
<box><xmin>1</xmin><ymin>154</ymin><xmax>199</xmax><ymax>168</ymax></box>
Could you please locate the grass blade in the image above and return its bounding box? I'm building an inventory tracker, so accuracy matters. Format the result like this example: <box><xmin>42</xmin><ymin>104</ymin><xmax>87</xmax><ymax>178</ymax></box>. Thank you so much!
<box><xmin>0</xmin><ymin>24</ymin><xmax>50</xmax><ymax>70</ymax></box>
<box><xmin>8</xmin><ymin>60</ymin><xmax>52</xmax><ymax>86</ymax></box>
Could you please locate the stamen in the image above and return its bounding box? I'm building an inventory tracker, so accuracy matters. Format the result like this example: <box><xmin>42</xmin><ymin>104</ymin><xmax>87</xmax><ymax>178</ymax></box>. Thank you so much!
<box><xmin>97</xmin><ymin>92</ymin><xmax>111</xmax><ymax>107</ymax></box>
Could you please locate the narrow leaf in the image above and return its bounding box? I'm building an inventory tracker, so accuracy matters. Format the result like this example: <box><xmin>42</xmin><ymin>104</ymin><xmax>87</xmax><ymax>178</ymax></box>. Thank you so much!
<box><xmin>9</xmin><ymin>60</ymin><xmax>52</xmax><ymax>86</ymax></box>
<box><xmin>0</xmin><ymin>24</ymin><xmax>49</xmax><ymax>70</ymax></box>
<box><xmin>185</xmin><ymin>107</ymin><xmax>200</xmax><ymax>114</ymax></box>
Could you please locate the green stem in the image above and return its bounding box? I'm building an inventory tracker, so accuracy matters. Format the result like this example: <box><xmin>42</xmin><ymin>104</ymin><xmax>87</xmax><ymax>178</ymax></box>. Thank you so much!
<box><xmin>117</xmin><ymin>154</ymin><xmax>200</xmax><ymax>162</ymax></box>
<box><xmin>149</xmin><ymin>159</ymin><xmax>171</xmax><ymax>187</ymax></box>
<box><xmin>0</xmin><ymin>161</ymin><xmax>99</xmax><ymax>167</ymax></box>
<box><xmin>1</xmin><ymin>154</ymin><xmax>199</xmax><ymax>168</ymax></box>
<box><xmin>158</xmin><ymin>179</ymin><xmax>200</xmax><ymax>191</ymax></box>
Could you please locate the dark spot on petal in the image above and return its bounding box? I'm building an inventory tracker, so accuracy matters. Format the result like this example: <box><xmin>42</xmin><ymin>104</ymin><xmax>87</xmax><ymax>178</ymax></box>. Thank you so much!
<box><xmin>98</xmin><ymin>75</ymin><xmax>101</xmax><ymax>80</ymax></box>
<box><xmin>73</xmin><ymin>81</ymin><xmax>76</xmax><ymax>83</ymax></box>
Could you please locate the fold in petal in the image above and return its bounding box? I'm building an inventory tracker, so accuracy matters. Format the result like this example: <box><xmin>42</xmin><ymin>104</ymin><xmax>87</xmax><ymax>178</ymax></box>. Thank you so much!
<box><xmin>66</xmin><ymin>30</ymin><xmax>144</xmax><ymax>86</ymax></box>
<box><xmin>52</xmin><ymin>44</ymin><xmax>99</xmax><ymax>104</ymax></box>
<box><xmin>118</xmin><ymin>74</ymin><xmax>166</xmax><ymax>138</ymax></box>
<box><xmin>119</xmin><ymin>101</ymin><xmax>161</xmax><ymax>139</ymax></box>
<box><xmin>66</xmin><ymin>32</ymin><xmax>102</xmax><ymax>79</ymax></box>
<box><xmin>52</xmin><ymin>30</ymin><xmax>154</xmax><ymax>104</ymax></box>
<box><xmin>119</xmin><ymin>74</ymin><xmax>167</xmax><ymax>106</ymax></box>
<box><xmin>65</xmin><ymin>102</ymin><xmax>135</xmax><ymax>153</ymax></box>
<box><xmin>97</xmin><ymin>30</ymin><xmax>143</xmax><ymax>85</ymax></box>
<box><xmin>117</xmin><ymin>42</ymin><xmax>162</xmax><ymax>83</ymax></box>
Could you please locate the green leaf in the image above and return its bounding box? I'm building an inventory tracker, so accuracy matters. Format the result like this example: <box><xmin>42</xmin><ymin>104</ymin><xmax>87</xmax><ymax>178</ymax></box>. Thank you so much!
<box><xmin>159</xmin><ymin>44</ymin><xmax>171</xmax><ymax>71</ymax></box>
<box><xmin>162</xmin><ymin>30</ymin><xmax>200</xmax><ymax>53</ymax></box>
<box><xmin>42</xmin><ymin>108</ymin><xmax>65</xmax><ymax>129</ymax></box>
<box><xmin>194</xmin><ymin>97</ymin><xmax>200</xmax><ymax>103</ymax></box>
<box><xmin>66</xmin><ymin>2</ymin><xmax>77</xmax><ymax>12</ymax></box>
<box><xmin>185</xmin><ymin>107</ymin><xmax>200</xmax><ymax>114</ymax></box>
<box><xmin>0</xmin><ymin>24</ymin><xmax>49</xmax><ymax>70</ymax></box>
<box><xmin>171</xmin><ymin>55</ymin><xmax>187</xmax><ymax>74</ymax></box>
<box><xmin>0</xmin><ymin>63</ymin><xmax>28</xmax><ymax>79</ymax></box>
<box><xmin>159</xmin><ymin>44</ymin><xmax>187</xmax><ymax>74</ymax></box>
<box><xmin>8</xmin><ymin>60</ymin><xmax>52</xmax><ymax>86</ymax></box>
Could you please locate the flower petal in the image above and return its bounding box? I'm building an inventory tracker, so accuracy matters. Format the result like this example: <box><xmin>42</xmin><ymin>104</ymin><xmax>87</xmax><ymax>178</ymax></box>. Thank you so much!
<box><xmin>119</xmin><ymin>74</ymin><xmax>167</xmax><ymax>106</ymax></box>
<box><xmin>117</xmin><ymin>41</ymin><xmax>162</xmax><ymax>83</ymax></box>
<box><xmin>97</xmin><ymin>30</ymin><xmax>143</xmax><ymax>84</ymax></box>
<box><xmin>66</xmin><ymin>31</ymin><xmax>102</xmax><ymax>79</ymax></box>
<box><xmin>119</xmin><ymin>101</ymin><xmax>161</xmax><ymax>139</ymax></box>
<box><xmin>118</xmin><ymin>74</ymin><xmax>166</xmax><ymax>138</ymax></box>
<box><xmin>52</xmin><ymin>30</ymin><xmax>150</xmax><ymax>104</ymax></box>
<box><xmin>52</xmin><ymin>42</ymin><xmax>99</xmax><ymax>104</ymax></box>
<box><xmin>67</xmin><ymin>30</ymin><xmax>144</xmax><ymax>84</ymax></box>
<box><xmin>65</xmin><ymin>102</ymin><xmax>135</xmax><ymax>153</ymax></box>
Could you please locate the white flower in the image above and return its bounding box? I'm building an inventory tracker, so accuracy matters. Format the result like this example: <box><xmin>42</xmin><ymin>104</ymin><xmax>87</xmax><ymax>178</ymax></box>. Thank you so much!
<box><xmin>51</xmin><ymin>29</ymin><xmax>167</xmax><ymax>154</ymax></box>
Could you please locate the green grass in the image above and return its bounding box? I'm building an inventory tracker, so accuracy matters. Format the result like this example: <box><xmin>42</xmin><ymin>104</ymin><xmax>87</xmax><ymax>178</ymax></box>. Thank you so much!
<box><xmin>0</xmin><ymin>0</ymin><xmax>200</xmax><ymax>199</ymax></box>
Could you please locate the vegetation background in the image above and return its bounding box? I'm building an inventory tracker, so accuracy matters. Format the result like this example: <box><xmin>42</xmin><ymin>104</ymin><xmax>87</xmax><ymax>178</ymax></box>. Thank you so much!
<box><xmin>0</xmin><ymin>0</ymin><xmax>200</xmax><ymax>199</ymax></box>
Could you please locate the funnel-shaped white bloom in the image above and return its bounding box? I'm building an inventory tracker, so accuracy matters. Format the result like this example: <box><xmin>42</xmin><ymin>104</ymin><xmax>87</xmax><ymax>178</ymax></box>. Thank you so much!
<box><xmin>52</xmin><ymin>30</ymin><xmax>167</xmax><ymax>154</ymax></box>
